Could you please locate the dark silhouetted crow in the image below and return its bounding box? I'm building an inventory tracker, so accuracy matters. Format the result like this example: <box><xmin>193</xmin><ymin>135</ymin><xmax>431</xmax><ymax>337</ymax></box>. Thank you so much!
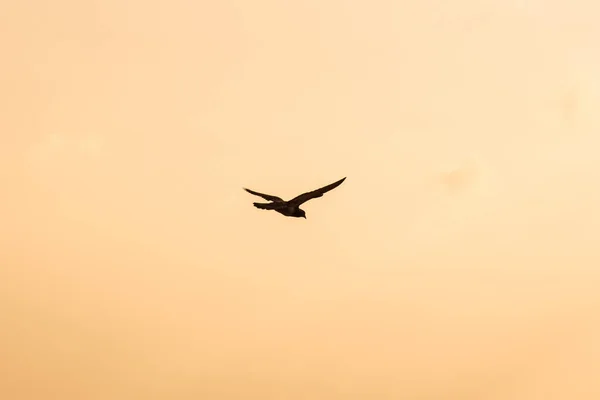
<box><xmin>243</xmin><ymin>177</ymin><xmax>346</xmax><ymax>219</ymax></box>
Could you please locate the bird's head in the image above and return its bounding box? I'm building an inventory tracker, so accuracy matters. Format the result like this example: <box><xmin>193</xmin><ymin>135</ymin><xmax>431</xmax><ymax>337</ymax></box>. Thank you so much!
<box><xmin>296</xmin><ymin>209</ymin><xmax>307</xmax><ymax>219</ymax></box>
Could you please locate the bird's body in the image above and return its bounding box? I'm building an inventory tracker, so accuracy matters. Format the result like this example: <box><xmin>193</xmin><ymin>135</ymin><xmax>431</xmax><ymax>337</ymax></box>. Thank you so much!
<box><xmin>243</xmin><ymin>177</ymin><xmax>346</xmax><ymax>219</ymax></box>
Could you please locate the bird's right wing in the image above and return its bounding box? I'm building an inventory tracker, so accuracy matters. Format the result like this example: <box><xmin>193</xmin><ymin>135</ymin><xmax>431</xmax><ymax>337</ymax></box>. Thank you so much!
<box><xmin>243</xmin><ymin>188</ymin><xmax>283</xmax><ymax>202</ymax></box>
<box><xmin>288</xmin><ymin>177</ymin><xmax>346</xmax><ymax>206</ymax></box>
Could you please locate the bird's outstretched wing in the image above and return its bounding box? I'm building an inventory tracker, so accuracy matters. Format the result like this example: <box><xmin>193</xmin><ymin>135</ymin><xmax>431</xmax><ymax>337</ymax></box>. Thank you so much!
<box><xmin>289</xmin><ymin>177</ymin><xmax>346</xmax><ymax>206</ymax></box>
<box><xmin>243</xmin><ymin>188</ymin><xmax>283</xmax><ymax>202</ymax></box>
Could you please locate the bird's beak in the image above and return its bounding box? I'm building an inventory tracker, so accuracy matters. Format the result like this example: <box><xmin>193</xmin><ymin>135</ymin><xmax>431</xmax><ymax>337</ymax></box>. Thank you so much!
<box><xmin>303</xmin><ymin>215</ymin><xmax>306</xmax><ymax>219</ymax></box>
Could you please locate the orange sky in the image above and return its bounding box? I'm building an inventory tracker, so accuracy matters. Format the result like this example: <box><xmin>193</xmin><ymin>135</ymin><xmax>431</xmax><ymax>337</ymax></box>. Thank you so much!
<box><xmin>1</xmin><ymin>1</ymin><xmax>600</xmax><ymax>398</ymax></box>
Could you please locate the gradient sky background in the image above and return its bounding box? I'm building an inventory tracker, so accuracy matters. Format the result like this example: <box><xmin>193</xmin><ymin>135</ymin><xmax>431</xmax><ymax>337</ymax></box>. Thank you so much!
<box><xmin>2</xmin><ymin>1</ymin><xmax>600</xmax><ymax>399</ymax></box>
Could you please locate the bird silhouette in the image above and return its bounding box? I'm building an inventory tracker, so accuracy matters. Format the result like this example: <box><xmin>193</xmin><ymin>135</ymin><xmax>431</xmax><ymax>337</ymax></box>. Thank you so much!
<box><xmin>243</xmin><ymin>177</ymin><xmax>346</xmax><ymax>219</ymax></box>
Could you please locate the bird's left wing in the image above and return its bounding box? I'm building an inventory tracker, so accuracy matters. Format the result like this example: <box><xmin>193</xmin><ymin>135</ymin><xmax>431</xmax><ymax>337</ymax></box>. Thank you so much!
<box><xmin>243</xmin><ymin>188</ymin><xmax>283</xmax><ymax>202</ymax></box>
<box><xmin>288</xmin><ymin>177</ymin><xmax>346</xmax><ymax>206</ymax></box>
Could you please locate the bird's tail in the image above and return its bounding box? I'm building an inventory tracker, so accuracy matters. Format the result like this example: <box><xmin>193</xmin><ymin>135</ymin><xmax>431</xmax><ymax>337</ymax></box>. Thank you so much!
<box><xmin>253</xmin><ymin>202</ymin><xmax>280</xmax><ymax>210</ymax></box>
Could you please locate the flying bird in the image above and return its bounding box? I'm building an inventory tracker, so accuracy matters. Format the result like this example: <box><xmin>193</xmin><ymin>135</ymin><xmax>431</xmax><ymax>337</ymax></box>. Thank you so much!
<box><xmin>243</xmin><ymin>177</ymin><xmax>346</xmax><ymax>219</ymax></box>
